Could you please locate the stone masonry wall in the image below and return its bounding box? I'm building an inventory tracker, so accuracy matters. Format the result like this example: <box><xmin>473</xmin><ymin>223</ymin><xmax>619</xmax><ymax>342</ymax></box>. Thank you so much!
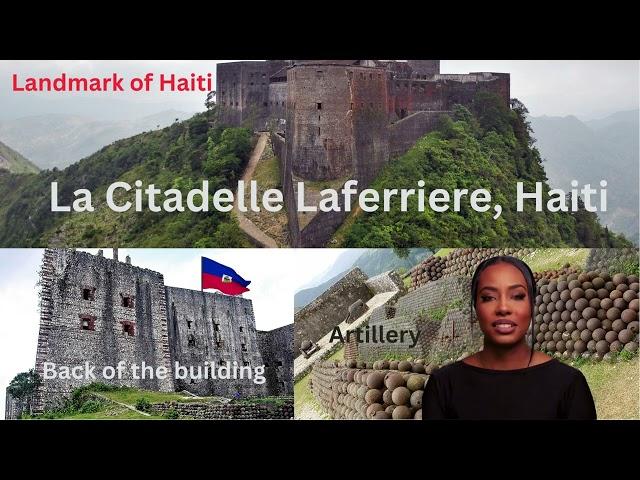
<box><xmin>165</xmin><ymin>286</ymin><xmax>267</xmax><ymax>398</ymax></box>
<box><xmin>34</xmin><ymin>249</ymin><xmax>174</xmax><ymax>412</ymax></box>
<box><xmin>294</xmin><ymin>268</ymin><xmax>372</xmax><ymax>351</ymax></box>
<box><xmin>258</xmin><ymin>324</ymin><xmax>294</xmax><ymax>395</ymax></box>
<box><xmin>152</xmin><ymin>398</ymin><xmax>294</xmax><ymax>419</ymax></box>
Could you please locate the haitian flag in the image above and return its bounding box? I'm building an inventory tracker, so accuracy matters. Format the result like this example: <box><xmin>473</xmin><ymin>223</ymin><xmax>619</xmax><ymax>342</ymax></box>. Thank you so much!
<box><xmin>201</xmin><ymin>257</ymin><xmax>251</xmax><ymax>295</ymax></box>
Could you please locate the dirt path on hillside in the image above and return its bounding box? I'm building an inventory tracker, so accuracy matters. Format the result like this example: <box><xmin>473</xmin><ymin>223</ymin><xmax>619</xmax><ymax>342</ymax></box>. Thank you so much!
<box><xmin>234</xmin><ymin>132</ymin><xmax>278</xmax><ymax>248</ymax></box>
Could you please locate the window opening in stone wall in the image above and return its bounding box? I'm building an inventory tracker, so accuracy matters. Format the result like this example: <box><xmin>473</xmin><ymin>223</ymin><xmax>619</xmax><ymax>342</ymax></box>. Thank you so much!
<box><xmin>187</xmin><ymin>320</ymin><xmax>192</xmax><ymax>329</ymax></box>
<box><xmin>239</xmin><ymin>326</ymin><xmax>243</xmax><ymax>332</ymax></box>
<box><xmin>188</xmin><ymin>335</ymin><xmax>196</xmax><ymax>347</ymax></box>
<box><xmin>318</xmin><ymin>127</ymin><xmax>320</xmax><ymax>136</ymax></box>
<box><xmin>80</xmin><ymin>316</ymin><xmax>95</xmax><ymax>331</ymax></box>
<box><xmin>122</xmin><ymin>322</ymin><xmax>135</xmax><ymax>336</ymax></box>
<box><xmin>82</xmin><ymin>288</ymin><xmax>93</xmax><ymax>301</ymax></box>
<box><xmin>317</xmin><ymin>102</ymin><xmax>322</xmax><ymax>110</ymax></box>
<box><xmin>122</xmin><ymin>296</ymin><xmax>134</xmax><ymax>308</ymax></box>
<box><xmin>214</xmin><ymin>322</ymin><xmax>220</xmax><ymax>331</ymax></box>
<box><xmin>276</xmin><ymin>360</ymin><xmax>283</xmax><ymax>367</ymax></box>
<box><xmin>280</xmin><ymin>381</ymin><xmax>285</xmax><ymax>387</ymax></box>
<box><xmin>216</xmin><ymin>341</ymin><xmax>222</xmax><ymax>348</ymax></box>
<box><xmin>241</xmin><ymin>344</ymin><xmax>247</xmax><ymax>351</ymax></box>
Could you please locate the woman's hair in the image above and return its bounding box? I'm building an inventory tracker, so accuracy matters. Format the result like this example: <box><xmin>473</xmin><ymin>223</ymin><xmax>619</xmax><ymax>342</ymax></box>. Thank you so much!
<box><xmin>470</xmin><ymin>255</ymin><xmax>537</xmax><ymax>365</ymax></box>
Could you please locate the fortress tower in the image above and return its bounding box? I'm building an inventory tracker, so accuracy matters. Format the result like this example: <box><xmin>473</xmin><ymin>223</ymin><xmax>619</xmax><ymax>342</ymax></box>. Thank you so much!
<box><xmin>29</xmin><ymin>249</ymin><xmax>293</xmax><ymax>413</ymax></box>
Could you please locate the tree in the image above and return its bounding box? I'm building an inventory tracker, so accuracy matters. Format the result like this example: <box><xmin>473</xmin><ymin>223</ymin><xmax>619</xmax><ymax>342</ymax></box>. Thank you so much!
<box><xmin>7</xmin><ymin>369</ymin><xmax>41</xmax><ymax>414</ymax></box>
<box><xmin>205</xmin><ymin>90</ymin><xmax>217</xmax><ymax>110</ymax></box>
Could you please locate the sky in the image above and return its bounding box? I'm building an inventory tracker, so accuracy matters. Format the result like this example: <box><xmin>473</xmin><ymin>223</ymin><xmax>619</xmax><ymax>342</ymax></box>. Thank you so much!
<box><xmin>0</xmin><ymin>247</ymin><xmax>347</xmax><ymax>418</ymax></box>
<box><xmin>0</xmin><ymin>60</ymin><xmax>637</xmax><ymax>121</ymax></box>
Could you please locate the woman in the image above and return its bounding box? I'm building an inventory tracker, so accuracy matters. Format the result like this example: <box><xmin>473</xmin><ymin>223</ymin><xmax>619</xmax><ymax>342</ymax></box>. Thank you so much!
<box><xmin>423</xmin><ymin>255</ymin><xmax>597</xmax><ymax>420</ymax></box>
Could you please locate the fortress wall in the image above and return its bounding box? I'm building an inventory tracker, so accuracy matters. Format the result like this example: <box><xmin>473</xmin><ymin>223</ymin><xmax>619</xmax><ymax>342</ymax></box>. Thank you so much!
<box><xmin>294</xmin><ymin>268</ymin><xmax>372</xmax><ymax>351</ymax></box>
<box><xmin>258</xmin><ymin>324</ymin><xmax>294</xmax><ymax>395</ymax></box>
<box><xmin>268</xmin><ymin>81</ymin><xmax>287</xmax><ymax>128</ymax></box>
<box><xmin>165</xmin><ymin>287</ymin><xmax>267</xmax><ymax>398</ymax></box>
<box><xmin>287</xmin><ymin>64</ymin><xmax>355</xmax><ymax>180</ymax></box>
<box><xmin>34</xmin><ymin>249</ymin><xmax>174</xmax><ymax>411</ymax></box>
<box><xmin>388</xmin><ymin>110</ymin><xmax>448</xmax><ymax>158</ymax></box>
<box><xmin>350</xmin><ymin>69</ymin><xmax>390</xmax><ymax>185</ymax></box>
<box><xmin>217</xmin><ymin>61</ymin><xmax>287</xmax><ymax>129</ymax></box>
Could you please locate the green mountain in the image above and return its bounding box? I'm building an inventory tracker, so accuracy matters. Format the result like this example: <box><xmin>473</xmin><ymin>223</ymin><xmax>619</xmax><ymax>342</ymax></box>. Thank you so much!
<box><xmin>0</xmin><ymin>141</ymin><xmax>39</xmax><ymax>174</ymax></box>
<box><xmin>529</xmin><ymin>110</ymin><xmax>638</xmax><ymax>244</ymax></box>
<box><xmin>0</xmin><ymin>111</ymin><xmax>253</xmax><ymax>247</ymax></box>
<box><xmin>337</xmin><ymin>94</ymin><xmax>632</xmax><ymax>249</ymax></box>
<box><xmin>294</xmin><ymin>248</ymin><xmax>430</xmax><ymax>311</ymax></box>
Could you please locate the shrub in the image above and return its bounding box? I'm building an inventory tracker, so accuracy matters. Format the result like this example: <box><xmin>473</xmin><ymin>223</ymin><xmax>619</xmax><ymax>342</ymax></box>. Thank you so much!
<box><xmin>163</xmin><ymin>409</ymin><xmax>180</xmax><ymax>419</ymax></box>
<box><xmin>135</xmin><ymin>397</ymin><xmax>152</xmax><ymax>412</ymax></box>
<box><xmin>79</xmin><ymin>399</ymin><xmax>103</xmax><ymax>414</ymax></box>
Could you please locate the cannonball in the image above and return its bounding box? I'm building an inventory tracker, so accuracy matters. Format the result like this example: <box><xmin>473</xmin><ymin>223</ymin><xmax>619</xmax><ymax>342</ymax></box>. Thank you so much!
<box><xmin>568</xmin><ymin>280</ymin><xmax>581</xmax><ymax>290</ymax></box>
<box><xmin>560</xmin><ymin>290</ymin><xmax>572</xmax><ymax>302</ymax></box>
<box><xmin>576</xmin><ymin>318</ymin><xmax>587</xmax><ymax>331</ymax></box>
<box><xmin>586</xmin><ymin>318</ymin><xmax>601</xmax><ymax>331</ymax></box>
<box><xmin>571</xmin><ymin>288</ymin><xmax>585</xmax><ymax>301</ymax></box>
<box><xmin>414</xmin><ymin>409</ymin><xmax>423</xmax><ymax>420</ymax></box>
<box><xmin>596</xmin><ymin>340</ymin><xmax>610</xmax><ymax>355</ymax></box>
<box><xmin>566</xmin><ymin>299</ymin><xmax>575</xmax><ymax>312</ymax></box>
<box><xmin>601</xmin><ymin>298</ymin><xmax>613</xmax><ymax>310</ymax></box>
<box><xmin>392</xmin><ymin>405</ymin><xmax>412</xmax><ymax>419</ymax></box>
<box><xmin>584</xmin><ymin>289</ymin><xmax>597</xmax><ymax>300</ymax></box>
<box><xmin>580</xmin><ymin>329</ymin><xmax>592</xmax><ymax>342</ymax></box>
<box><xmin>573</xmin><ymin>340</ymin><xmax>586</xmax><ymax>353</ymax></box>
<box><xmin>587</xmin><ymin>340</ymin><xmax>597</xmax><ymax>353</ymax></box>
<box><xmin>592</xmin><ymin>277</ymin><xmax>605</xmax><ymax>289</ymax></box>
<box><xmin>565</xmin><ymin>321</ymin><xmax>576</xmax><ymax>333</ymax></box>
<box><xmin>597</xmin><ymin>288</ymin><xmax>609</xmax><ymax>299</ymax></box>
<box><xmin>367</xmin><ymin>372</ymin><xmax>386</xmax><ymax>389</ymax></box>
<box><xmin>612</xmin><ymin>273</ymin><xmax>627</xmax><ymax>286</ymax></box>
<box><xmin>397</xmin><ymin>361</ymin><xmax>412</xmax><ymax>372</ymax></box>
<box><xmin>605</xmin><ymin>330</ymin><xmax>619</xmax><ymax>343</ymax></box>
<box><xmin>549</xmin><ymin>321</ymin><xmax>557</xmax><ymax>332</ymax></box>
<box><xmin>607</xmin><ymin>308</ymin><xmax>621</xmax><ymax>321</ymax></box>
<box><xmin>582</xmin><ymin>307</ymin><xmax>596</xmax><ymax>320</ymax></box>
<box><xmin>546</xmin><ymin>340</ymin><xmax>556</xmax><ymax>352</ymax></box>
<box><xmin>553</xmin><ymin>331</ymin><xmax>562</xmax><ymax>342</ymax></box>
<box><xmin>605</xmin><ymin>281</ymin><xmax>615</xmax><ymax>292</ymax></box>
<box><xmin>412</xmin><ymin>364</ymin><xmax>426</xmax><ymax>374</ymax></box>
<box><xmin>610</xmin><ymin>340</ymin><xmax>623</xmax><ymax>352</ymax></box>
<box><xmin>621</xmin><ymin>309</ymin><xmax>638</xmax><ymax>324</ymax></box>
<box><xmin>410</xmin><ymin>390</ymin><xmax>423</xmax><ymax>408</ymax></box>
<box><xmin>630</xmin><ymin>282</ymin><xmax>639</xmax><ymax>293</ymax></box>
<box><xmin>612</xmin><ymin>319</ymin><xmax>625</xmax><ymax>332</ymax></box>
<box><xmin>556</xmin><ymin>340</ymin><xmax>566</xmax><ymax>353</ymax></box>
<box><xmin>589</xmin><ymin>298</ymin><xmax>601</xmax><ymax>309</ymax></box>
<box><xmin>561</xmin><ymin>310</ymin><xmax>571</xmax><ymax>322</ymax></box>
<box><xmin>628</xmin><ymin>321</ymin><xmax>639</xmax><ymax>334</ymax></box>
<box><xmin>385</xmin><ymin>373</ymin><xmax>405</xmax><ymax>390</ymax></box>
<box><xmin>389</xmin><ymin>360</ymin><xmax>399</xmax><ymax>370</ymax></box>
<box><xmin>610</xmin><ymin>290</ymin><xmax>623</xmax><ymax>301</ymax></box>
<box><xmin>566</xmin><ymin>340</ymin><xmax>574</xmax><ymax>352</ymax></box>
<box><xmin>406</xmin><ymin>374</ymin><xmax>425</xmax><ymax>392</ymax></box>
<box><xmin>592</xmin><ymin>328</ymin><xmax>606</xmax><ymax>341</ymax></box>
<box><xmin>366</xmin><ymin>403</ymin><xmax>384</xmax><ymax>418</ymax></box>
<box><xmin>618</xmin><ymin>329</ymin><xmax>634</xmax><ymax>344</ymax></box>
<box><xmin>571</xmin><ymin>310</ymin><xmax>582</xmax><ymax>323</ymax></box>
<box><xmin>575</xmin><ymin>298</ymin><xmax>589</xmax><ymax>312</ymax></box>
<box><xmin>623</xmin><ymin>290</ymin><xmax>637</xmax><ymax>303</ymax></box>
<box><xmin>630</xmin><ymin>299</ymin><xmax>639</xmax><ymax>312</ymax></box>
<box><xmin>392</xmin><ymin>386</ymin><xmax>411</xmax><ymax>406</ymax></box>
<box><xmin>624</xmin><ymin>342</ymin><xmax>638</xmax><ymax>353</ymax></box>
<box><xmin>613</xmin><ymin>298</ymin><xmax>628</xmax><ymax>310</ymax></box>
<box><xmin>373</xmin><ymin>410</ymin><xmax>391</xmax><ymax>420</ymax></box>
<box><xmin>598</xmin><ymin>309</ymin><xmax>608</xmax><ymax>321</ymax></box>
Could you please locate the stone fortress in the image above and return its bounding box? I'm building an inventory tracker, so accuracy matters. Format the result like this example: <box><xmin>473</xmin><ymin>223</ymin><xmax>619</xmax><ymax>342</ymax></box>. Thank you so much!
<box><xmin>8</xmin><ymin>249</ymin><xmax>293</xmax><ymax>417</ymax></box>
<box><xmin>216</xmin><ymin>60</ymin><xmax>510</xmax><ymax>246</ymax></box>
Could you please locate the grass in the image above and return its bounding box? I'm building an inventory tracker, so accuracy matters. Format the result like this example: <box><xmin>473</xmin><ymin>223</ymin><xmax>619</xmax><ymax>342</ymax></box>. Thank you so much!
<box><xmin>575</xmin><ymin>358</ymin><xmax>639</xmax><ymax>420</ymax></box>
<box><xmin>521</xmin><ymin>248</ymin><xmax>590</xmax><ymax>273</ymax></box>
<box><xmin>294</xmin><ymin>346</ymin><xmax>344</xmax><ymax>419</ymax></box>
<box><xmin>434</xmin><ymin>248</ymin><xmax>454</xmax><ymax>257</ymax></box>
<box><xmin>100</xmin><ymin>388</ymin><xmax>223</xmax><ymax>405</ymax></box>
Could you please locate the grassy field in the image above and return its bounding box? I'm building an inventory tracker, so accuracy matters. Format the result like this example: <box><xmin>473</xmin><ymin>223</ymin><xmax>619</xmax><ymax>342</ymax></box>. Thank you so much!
<box><xmin>576</xmin><ymin>358</ymin><xmax>639</xmax><ymax>419</ymax></box>
<box><xmin>100</xmin><ymin>388</ymin><xmax>223</xmax><ymax>405</ymax></box>
<box><xmin>521</xmin><ymin>248</ymin><xmax>591</xmax><ymax>273</ymax></box>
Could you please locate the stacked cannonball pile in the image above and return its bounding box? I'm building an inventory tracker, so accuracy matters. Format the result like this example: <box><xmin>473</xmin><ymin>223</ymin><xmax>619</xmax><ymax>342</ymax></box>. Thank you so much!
<box><xmin>310</xmin><ymin>358</ymin><xmax>434</xmax><ymax>420</ymax></box>
<box><xmin>533</xmin><ymin>263</ymin><xmax>581</xmax><ymax>282</ymax></box>
<box><xmin>587</xmin><ymin>248</ymin><xmax>639</xmax><ymax>273</ymax></box>
<box><xmin>441</xmin><ymin>247</ymin><xmax>533</xmax><ymax>278</ymax></box>
<box><xmin>410</xmin><ymin>256</ymin><xmax>445</xmax><ymax>291</ymax></box>
<box><xmin>533</xmin><ymin>271</ymin><xmax>639</xmax><ymax>361</ymax></box>
<box><xmin>410</xmin><ymin>248</ymin><xmax>533</xmax><ymax>291</ymax></box>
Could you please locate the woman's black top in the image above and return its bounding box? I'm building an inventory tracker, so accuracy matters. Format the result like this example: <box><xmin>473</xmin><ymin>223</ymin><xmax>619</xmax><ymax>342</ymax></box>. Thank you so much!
<box><xmin>422</xmin><ymin>359</ymin><xmax>597</xmax><ymax>420</ymax></box>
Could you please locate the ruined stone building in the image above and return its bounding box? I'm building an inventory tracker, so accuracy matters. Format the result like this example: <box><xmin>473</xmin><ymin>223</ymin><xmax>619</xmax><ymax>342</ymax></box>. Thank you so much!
<box><xmin>8</xmin><ymin>249</ymin><xmax>293</xmax><ymax>416</ymax></box>
<box><xmin>216</xmin><ymin>60</ymin><xmax>510</xmax><ymax>246</ymax></box>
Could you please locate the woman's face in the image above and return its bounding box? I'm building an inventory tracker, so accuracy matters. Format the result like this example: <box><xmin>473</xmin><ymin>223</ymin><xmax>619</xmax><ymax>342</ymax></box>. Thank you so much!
<box><xmin>475</xmin><ymin>262</ymin><xmax>531</xmax><ymax>347</ymax></box>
